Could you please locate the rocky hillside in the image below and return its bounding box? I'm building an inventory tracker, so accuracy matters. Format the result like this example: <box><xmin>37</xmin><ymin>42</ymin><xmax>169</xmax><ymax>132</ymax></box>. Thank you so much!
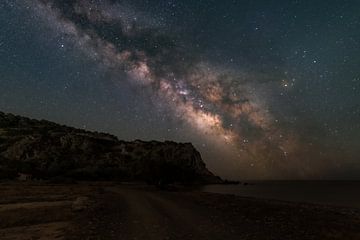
<box><xmin>0</xmin><ymin>111</ymin><xmax>221</xmax><ymax>184</ymax></box>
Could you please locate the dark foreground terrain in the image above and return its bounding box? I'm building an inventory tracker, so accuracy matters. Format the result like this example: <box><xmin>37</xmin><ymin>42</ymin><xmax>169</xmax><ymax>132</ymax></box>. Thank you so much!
<box><xmin>0</xmin><ymin>182</ymin><xmax>359</xmax><ymax>240</ymax></box>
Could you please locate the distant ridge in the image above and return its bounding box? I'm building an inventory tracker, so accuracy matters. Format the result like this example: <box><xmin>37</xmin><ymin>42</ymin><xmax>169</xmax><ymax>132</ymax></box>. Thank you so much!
<box><xmin>0</xmin><ymin>111</ymin><xmax>221</xmax><ymax>184</ymax></box>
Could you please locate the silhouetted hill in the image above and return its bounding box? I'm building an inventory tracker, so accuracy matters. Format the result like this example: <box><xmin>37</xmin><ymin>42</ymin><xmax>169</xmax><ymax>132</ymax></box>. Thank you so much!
<box><xmin>0</xmin><ymin>111</ymin><xmax>221</xmax><ymax>184</ymax></box>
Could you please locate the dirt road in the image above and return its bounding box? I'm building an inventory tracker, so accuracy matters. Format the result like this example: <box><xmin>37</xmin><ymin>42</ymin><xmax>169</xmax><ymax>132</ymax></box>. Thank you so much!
<box><xmin>89</xmin><ymin>186</ymin><xmax>237</xmax><ymax>239</ymax></box>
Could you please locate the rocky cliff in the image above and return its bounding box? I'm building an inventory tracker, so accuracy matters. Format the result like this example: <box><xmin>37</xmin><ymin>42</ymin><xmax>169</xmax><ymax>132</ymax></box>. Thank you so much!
<box><xmin>0</xmin><ymin>111</ymin><xmax>221</xmax><ymax>183</ymax></box>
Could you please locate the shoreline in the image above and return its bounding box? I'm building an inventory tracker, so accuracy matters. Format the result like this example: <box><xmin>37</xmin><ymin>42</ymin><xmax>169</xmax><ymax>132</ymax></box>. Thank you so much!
<box><xmin>202</xmin><ymin>181</ymin><xmax>360</xmax><ymax>209</ymax></box>
<box><xmin>0</xmin><ymin>182</ymin><xmax>359</xmax><ymax>239</ymax></box>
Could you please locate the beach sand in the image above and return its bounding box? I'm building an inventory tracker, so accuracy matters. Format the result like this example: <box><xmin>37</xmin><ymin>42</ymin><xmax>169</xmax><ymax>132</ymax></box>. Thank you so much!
<box><xmin>0</xmin><ymin>182</ymin><xmax>359</xmax><ymax>240</ymax></box>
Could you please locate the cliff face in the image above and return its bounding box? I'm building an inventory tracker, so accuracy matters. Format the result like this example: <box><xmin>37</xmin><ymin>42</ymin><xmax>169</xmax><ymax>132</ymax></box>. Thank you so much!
<box><xmin>0</xmin><ymin>111</ymin><xmax>220</xmax><ymax>183</ymax></box>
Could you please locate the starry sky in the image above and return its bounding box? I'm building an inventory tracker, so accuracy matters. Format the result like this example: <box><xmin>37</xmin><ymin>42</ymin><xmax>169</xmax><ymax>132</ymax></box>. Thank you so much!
<box><xmin>0</xmin><ymin>0</ymin><xmax>359</xmax><ymax>179</ymax></box>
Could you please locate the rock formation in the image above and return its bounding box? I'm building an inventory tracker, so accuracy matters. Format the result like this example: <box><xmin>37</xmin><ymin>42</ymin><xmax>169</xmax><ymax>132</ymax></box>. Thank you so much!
<box><xmin>0</xmin><ymin>111</ymin><xmax>221</xmax><ymax>184</ymax></box>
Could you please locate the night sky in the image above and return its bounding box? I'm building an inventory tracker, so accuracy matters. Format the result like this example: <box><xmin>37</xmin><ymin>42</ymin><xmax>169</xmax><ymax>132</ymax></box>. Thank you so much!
<box><xmin>0</xmin><ymin>0</ymin><xmax>359</xmax><ymax>179</ymax></box>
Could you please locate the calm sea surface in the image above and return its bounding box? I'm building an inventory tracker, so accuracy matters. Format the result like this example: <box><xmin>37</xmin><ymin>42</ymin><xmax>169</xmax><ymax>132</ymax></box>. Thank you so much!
<box><xmin>202</xmin><ymin>181</ymin><xmax>360</xmax><ymax>208</ymax></box>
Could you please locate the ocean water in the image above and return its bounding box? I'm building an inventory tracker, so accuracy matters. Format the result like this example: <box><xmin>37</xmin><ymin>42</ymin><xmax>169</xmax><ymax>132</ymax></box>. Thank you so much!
<box><xmin>202</xmin><ymin>181</ymin><xmax>360</xmax><ymax>208</ymax></box>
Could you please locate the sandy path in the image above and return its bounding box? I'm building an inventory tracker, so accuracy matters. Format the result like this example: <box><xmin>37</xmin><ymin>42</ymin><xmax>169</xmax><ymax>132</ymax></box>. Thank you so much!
<box><xmin>105</xmin><ymin>187</ymin><xmax>235</xmax><ymax>240</ymax></box>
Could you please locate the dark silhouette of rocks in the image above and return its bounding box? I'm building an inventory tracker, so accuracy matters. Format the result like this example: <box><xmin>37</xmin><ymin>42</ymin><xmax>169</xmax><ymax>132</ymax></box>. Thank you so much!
<box><xmin>0</xmin><ymin>111</ymin><xmax>221</xmax><ymax>184</ymax></box>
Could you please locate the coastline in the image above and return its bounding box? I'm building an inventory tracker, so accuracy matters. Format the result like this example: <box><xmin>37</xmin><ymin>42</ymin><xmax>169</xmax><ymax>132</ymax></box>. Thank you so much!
<box><xmin>0</xmin><ymin>182</ymin><xmax>359</xmax><ymax>240</ymax></box>
<box><xmin>202</xmin><ymin>180</ymin><xmax>360</xmax><ymax>209</ymax></box>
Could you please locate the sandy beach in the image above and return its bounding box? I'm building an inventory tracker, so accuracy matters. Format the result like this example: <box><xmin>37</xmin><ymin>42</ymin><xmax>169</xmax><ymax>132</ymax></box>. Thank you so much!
<box><xmin>0</xmin><ymin>182</ymin><xmax>359</xmax><ymax>240</ymax></box>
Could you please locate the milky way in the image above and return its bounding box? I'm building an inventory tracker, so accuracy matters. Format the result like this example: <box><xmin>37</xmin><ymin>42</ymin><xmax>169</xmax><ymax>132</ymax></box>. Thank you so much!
<box><xmin>3</xmin><ymin>0</ymin><xmax>359</xmax><ymax>179</ymax></box>
<box><xmin>22</xmin><ymin>0</ymin><xmax>299</xmax><ymax>178</ymax></box>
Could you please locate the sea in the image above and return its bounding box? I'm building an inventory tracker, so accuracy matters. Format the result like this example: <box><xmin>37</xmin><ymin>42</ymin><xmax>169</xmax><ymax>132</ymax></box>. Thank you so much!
<box><xmin>201</xmin><ymin>181</ymin><xmax>360</xmax><ymax>209</ymax></box>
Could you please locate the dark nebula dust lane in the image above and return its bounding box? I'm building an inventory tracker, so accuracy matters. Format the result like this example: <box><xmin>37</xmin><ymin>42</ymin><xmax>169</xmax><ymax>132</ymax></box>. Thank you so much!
<box><xmin>1</xmin><ymin>0</ymin><xmax>360</xmax><ymax>179</ymax></box>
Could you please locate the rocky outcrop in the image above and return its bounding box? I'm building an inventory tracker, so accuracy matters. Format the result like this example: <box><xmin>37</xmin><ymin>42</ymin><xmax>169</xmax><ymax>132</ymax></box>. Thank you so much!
<box><xmin>0</xmin><ymin>111</ymin><xmax>221</xmax><ymax>183</ymax></box>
